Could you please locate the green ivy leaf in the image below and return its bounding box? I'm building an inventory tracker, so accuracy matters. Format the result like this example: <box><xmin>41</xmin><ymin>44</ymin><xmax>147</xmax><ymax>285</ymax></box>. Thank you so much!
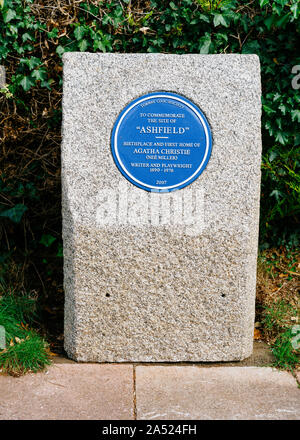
<box><xmin>291</xmin><ymin>109</ymin><xmax>300</xmax><ymax>122</ymax></box>
<box><xmin>190</xmin><ymin>14</ymin><xmax>210</xmax><ymax>24</ymax></box>
<box><xmin>213</xmin><ymin>13</ymin><xmax>228</xmax><ymax>27</ymax></box>
<box><xmin>0</xmin><ymin>204</ymin><xmax>27</xmax><ymax>223</ymax></box>
<box><xmin>269</xmin><ymin>150</ymin><xmax>278</xmax><ymax>162</ymax></box>
<box><xmin>93</xmin><ymin>40</ymin><xmax>106</xmax><ymax>52</ymax></box>
<box><xmin>22</xmin><ymin>33</ymin><xmax>33</xmax><ymax>42</ymax></box>
<box><xmin>199</xmin><ymin>14</ymin><xmax>210</xmax><ymax>23</ymax></box>
<box><xmin>278</xmin><ymin>103</ymin><xmax>287</xmax><ymax>115</ymax></box>
<box><xmin>56</xmin><ymin>45</ymin><xmax>65</xmax><ymax>56</ymax></box>
<box><xmin>264</xmin><ymin>15</ymin><xmax>275</xmax><ymax>30</ymax></box>
<box><xmin>242</xmin><ymin>40</ymin><xmax>260</xmax><ymax>54</ymax></box>
<box><xmin>102</xmin><ymin>15</ymin><xmax>111</xmax><ymax>25</ymax></box>
<box><xmin>3</xmin><ymin>9</ymin><xmax>16</xmax><ymax>23</ymax></box>
<box><xmin>9</xmin><ymin>24</ymin><xmax>18</xmax><ymax>35</ymax></box>
<box><xmin>28</xmin><ymin>57</ymin><xmax>41</xmax><ymax>69</ymax></box>
<box><xmin>40</xmin><ymin>79</ymin><xmax>53</xmax><ymax>90</ymax></box>
<box><xmin>74</xmin><ymin>26</ymin><xmax>86</xmax><ymax>41</ymax></box>
<box><xmin>31</xmin><ymin>68</ymin><xmax>47</xmax><ymax>81</ymax></box>
<box><xmin>47</xmin><ymin>28</ymin><xmax>59</xmax><ymax>39</ymax></box>
<box><xmin>290</xmin><ymin>3</ymin><xmax>299</xmax><ymax>19</ymax></box>
<box><xmin>20</xmin><ymin>57</ymin><xmax>41</xmax><ymax>69</ymax></box>
<box><xmin>199</xmin><ymin>33</ymin><xmax>211</xmax><ymax>54</ymax></box>
<box><xmin>275</xmin><ymin>131</ymin><xmax>289</xmax><ymax>145</ymax></box>
<box><xmin>275</xmin><ymin>13</ymin><xmax>290</xmax><ymax>28</ymax></box>
<box><xmin>40</xmin><ymin>234</ymin><xmax>56</xmax><ymax>247</ymax></box>
<box><xmin>272</xmin><ymin>93</ymin><xmax>281</xmax><ymax>102</ymax></box>
<box><xmin>270</xmin><ymin>189</ymin><xmax>284</xmax><ymax>201</ymax></box>
<box><xmin>259</xmin><ymin>0</ymin><xmax>269</xmax><ymax>7</ymax></box>
<box><xmin>19</xmin><ymin>76</ymin><xmax>35</xmax><ymax>91</ymax></box>
<box><xmin>263</xmin><ymin>104</ymin><xmax>276</xmax><ymax>115</ymax></box>
<box><xmin>275</xmin><ymin>0</ymin><xmax>289</xmax><ymax>6</ymax></box>
<box><xmin>78</xmin><ymin>39</ymin><xmax>88</xmax><ymax>52</ymax></box>
<box><xmin>56</xmin><ymin>243</ymin><xmax>63</xmax><ymax>257</ymax></box>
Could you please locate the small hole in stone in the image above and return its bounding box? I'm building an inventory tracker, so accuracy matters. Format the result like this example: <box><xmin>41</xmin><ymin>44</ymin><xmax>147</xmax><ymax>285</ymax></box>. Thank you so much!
<box><xmin>106</xmin><ymin>293</ymin><xmax>110</xmax><ymax>298</ymax></box>
<box><xmin>221</xmin><ymin>294</ymin><xmax>226</xmax><ymax>298</ymax></box>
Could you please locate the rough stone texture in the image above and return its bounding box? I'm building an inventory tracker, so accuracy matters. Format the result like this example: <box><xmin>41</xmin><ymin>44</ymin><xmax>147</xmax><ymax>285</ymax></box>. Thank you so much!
<box><xmin>0</xmin><ymin>364</ymin><xmax>134</xmax><ymax>420</ymax></box>
<box><xmin>195</xmin><ymin>341</ymin><xmax>275</xmax><ymax>367</ymax></box>
<box><xmin>62</xmin><ymin>53</ymin><xmax>262</xmax><ymax>362</ymax></box>
<box><xmin>136</xmin><ymin>366</ymin><xmax>300</xmax><ymax>420</ymax></box>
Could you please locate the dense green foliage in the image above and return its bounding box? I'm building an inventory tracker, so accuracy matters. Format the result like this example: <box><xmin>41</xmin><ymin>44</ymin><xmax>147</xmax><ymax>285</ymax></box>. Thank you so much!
<box><xmin>0</xmin><ymin>1</ymin><xmax>299</xmax><ymax>342</ymax></box>
<box><xmin>271</xmin><ymin>327</ymin><xmax>300</xmax><ymax>370</ymax></box>
<box><xmin>0</xmin><ymin>295</ymin><xmax>50</xmax><ymax>375</ymax></box>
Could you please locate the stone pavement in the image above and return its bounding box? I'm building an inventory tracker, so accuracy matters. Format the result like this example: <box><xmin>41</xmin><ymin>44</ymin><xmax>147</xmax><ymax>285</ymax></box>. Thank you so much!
<box><xmin>0</xmin><ymin>344</ymin><xmax>299</xmax><ymax>420</ymax></box>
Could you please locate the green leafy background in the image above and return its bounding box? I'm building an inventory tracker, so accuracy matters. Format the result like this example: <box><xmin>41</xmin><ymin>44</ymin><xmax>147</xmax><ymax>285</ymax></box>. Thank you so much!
<box><xmin>0</xmin><ymin>0</ymin><xmax>299</xmax><ymax>343</ymax></box>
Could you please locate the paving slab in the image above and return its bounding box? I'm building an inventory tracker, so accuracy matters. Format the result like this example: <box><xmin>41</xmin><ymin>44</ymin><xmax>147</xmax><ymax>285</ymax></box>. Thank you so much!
<box><xmin>0</xmin><ymin>364</ymin><xmax>134</xmax><ymax>420</ymax></box>
<box><xmin>136</xmin><ymin>366</ymin><xmax>300</xmax><ymax>420</ymax></box>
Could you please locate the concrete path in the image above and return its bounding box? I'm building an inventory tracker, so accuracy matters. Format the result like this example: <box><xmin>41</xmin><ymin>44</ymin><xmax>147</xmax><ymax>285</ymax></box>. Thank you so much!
<box><xmin>136</xmin><ymin>366</ymin><xmax>299</xmax><ymax>420</ymax></box>
<box><xmin>0</xmin><ymin>357</ymin><xmax>299</xmax><ymax>420</ymax></box>
<box><xmin>0</xmin><ymin>363</ymin><xmax>133</xmax><ymax>420</ymax></box>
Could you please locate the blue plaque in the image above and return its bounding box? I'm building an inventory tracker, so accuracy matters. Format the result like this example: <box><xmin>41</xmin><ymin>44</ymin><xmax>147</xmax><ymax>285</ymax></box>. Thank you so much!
<box><xmin>111</xmin><ymin>92</ymin><xmax>212</xmax><ymax>192</ymax></box>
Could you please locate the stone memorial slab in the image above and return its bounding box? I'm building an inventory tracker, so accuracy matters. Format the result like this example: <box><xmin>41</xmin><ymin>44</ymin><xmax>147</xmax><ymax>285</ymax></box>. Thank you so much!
<box><xmin>62</xmin><ymin>53</ymin><xmax>261</xmax><ymax>362</ymax></box>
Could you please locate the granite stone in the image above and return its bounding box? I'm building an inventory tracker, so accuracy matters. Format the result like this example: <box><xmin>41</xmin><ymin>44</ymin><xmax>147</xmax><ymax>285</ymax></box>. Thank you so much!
<box><xmin>62</xmin><ymin>53</ymin><xmax>262</xmax><ymax>362</ymax></box>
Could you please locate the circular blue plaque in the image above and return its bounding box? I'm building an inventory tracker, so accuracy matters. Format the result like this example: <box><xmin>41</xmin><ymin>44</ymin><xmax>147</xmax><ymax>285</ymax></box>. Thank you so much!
<box><xmin>111</xmin><ymin>92</ymin><xmax>212</xmax><ymax>192</ymax></box>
